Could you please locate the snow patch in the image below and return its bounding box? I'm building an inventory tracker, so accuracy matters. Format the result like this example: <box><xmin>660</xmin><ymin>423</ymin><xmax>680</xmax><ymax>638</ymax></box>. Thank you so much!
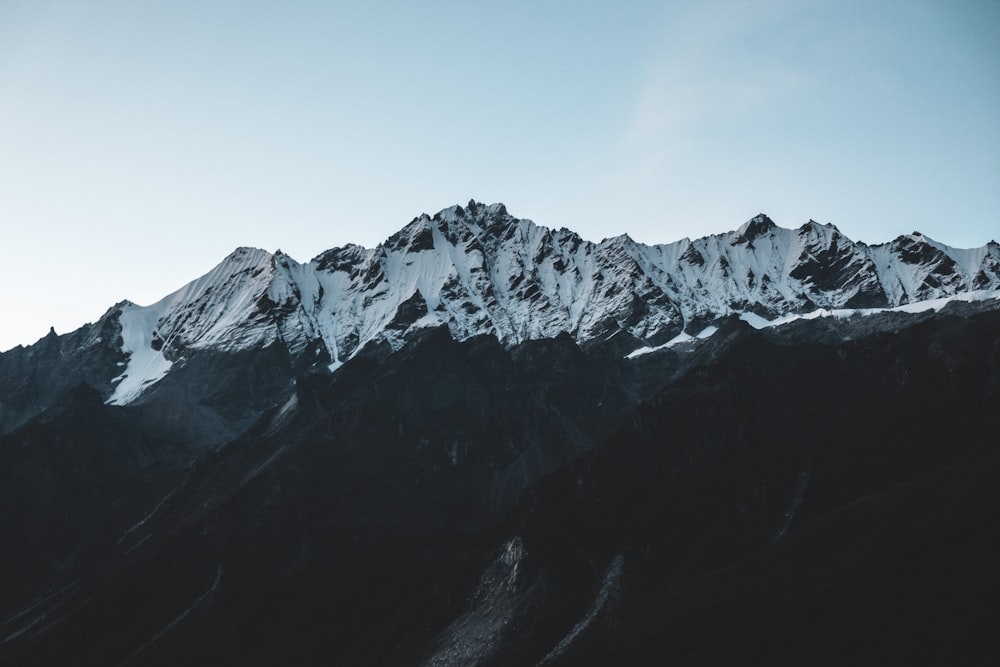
<box><xmin>696</xmin><ymin>324</ymin><xmax>719</xmax><ymax>338</ymax></box>
<box><xmin>106</xmin><ymin>303</ymin><xmax>173</xmax><ymax>405</ymax></box>
<box><xmin>741</xmin><ymin>289</ymin><xmax>1000</xmax><ymax>330</ymax></box>
<box><xmin>626</xmin><ymin>325</ymin><xmax>719</xmax><ymax>359</ymax></box>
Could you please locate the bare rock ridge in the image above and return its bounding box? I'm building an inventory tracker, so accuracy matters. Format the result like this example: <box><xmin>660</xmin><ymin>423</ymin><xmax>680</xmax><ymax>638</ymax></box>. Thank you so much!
<box><xmin>2</xmin><ymin>201</ymin><xmax>999</xmax><ymax>415</ymax></box>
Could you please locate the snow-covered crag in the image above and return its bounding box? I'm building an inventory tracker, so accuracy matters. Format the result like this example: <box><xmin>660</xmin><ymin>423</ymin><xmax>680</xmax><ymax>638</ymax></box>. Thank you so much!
<box><xmin>97</xmin><ymin>201</ymin><xmax>999</xmax><ymax>405</ymax></box>
<box><xmin>5</xmin><ymin>200</ymin><xmax>994</xmax><ymax>419</ymax></box>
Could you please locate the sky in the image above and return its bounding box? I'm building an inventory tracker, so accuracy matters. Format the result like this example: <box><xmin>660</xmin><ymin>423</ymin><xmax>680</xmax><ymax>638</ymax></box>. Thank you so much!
<box><xmin>1</xmin><ymin>0</ymin><xmax>998</xmax><ymax>351</ymax></box>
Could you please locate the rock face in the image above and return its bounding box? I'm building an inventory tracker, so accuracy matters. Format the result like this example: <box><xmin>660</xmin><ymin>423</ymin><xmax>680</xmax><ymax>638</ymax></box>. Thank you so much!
<box><xmin>1</xmin><ymin>306</ymin><xmax>997</xmax><ymax>666</ymax></box>
<box><xmin>119</xmin><ymin>206</ymin><xmax>1000</xmax><ymax>370</ymax></box>
<box><xmin>5</xmin><ymin>202</ymin><xmax>998</xmax><ymax>425</ymax></box>
<box><xmin>0</xmin><ymin>202</ymin><xmax>998</xmax><ymax>665</ymax></box>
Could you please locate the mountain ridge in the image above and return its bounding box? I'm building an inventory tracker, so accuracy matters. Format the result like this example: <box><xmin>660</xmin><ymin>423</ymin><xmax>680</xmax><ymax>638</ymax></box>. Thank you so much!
<box><xmin>2</xmin><ymin>201</ymin><xmax>998</xmax><ymax>419</ymax></box>
<box><xmin>1</xmin><ymin>202</ymin><xmax>998</xmax><ymax>665</ymax></box>
<box><xmin>4</xmin><ymin>302</ymin><xmax>996</xmax><ymax>666</ymax></box>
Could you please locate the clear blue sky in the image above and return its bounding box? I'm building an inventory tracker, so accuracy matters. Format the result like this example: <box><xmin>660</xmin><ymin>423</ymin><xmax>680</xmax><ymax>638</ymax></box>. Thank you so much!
<box><xmin>1</xmin><ymin>0</ymin><xmax>998</xmax><ymax>351</ymax></box>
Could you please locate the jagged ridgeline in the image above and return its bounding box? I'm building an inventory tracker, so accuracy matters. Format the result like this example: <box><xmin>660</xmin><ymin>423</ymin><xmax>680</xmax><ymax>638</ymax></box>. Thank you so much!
<box><xmin>1</xmin><ymin>203</ymin><xmax>998</xmax><ymax>666</ymax></box>
<box><xmin>2</xmin><ymin>201</ymin><xmax>998</xmax><ymax>419</ymax></box>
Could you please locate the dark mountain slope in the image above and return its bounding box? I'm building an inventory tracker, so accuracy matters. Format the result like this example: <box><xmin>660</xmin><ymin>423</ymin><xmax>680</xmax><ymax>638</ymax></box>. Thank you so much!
<box><xmin>423</xmin><ymin>309</ymin><xmax>1000</xmax><ymax>665</ymax></box>
<box><xmin>1</xmin><ymin>308</ymin><xmax>997</xmax><ymax>666</ymax></box>
<box><xmin>0</xmin><ymin>384</ymin><xmax>185</xmax><ymax>617</ymax></box>
<box><xmin>551</xmin><ymin>443</ymin><xmax>1000</xmax><ymax>666</ymax></box>
<box><xmin>3</xmin><ymin>204</ymin><xmax>997</xmax><ymax>442</ymax></box>
<box><xmin>0</xmin><ymin>326</ymin><xmax>679</xmax><ymax>665</ymax></box>
<box><xmin>0</xmin><ymin>314</ymin><xmax>126</xmax><ymax>434</ymax></box>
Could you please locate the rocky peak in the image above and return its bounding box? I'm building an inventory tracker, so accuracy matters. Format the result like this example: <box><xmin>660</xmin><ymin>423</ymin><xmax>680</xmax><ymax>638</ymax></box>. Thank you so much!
<box><xmin>734</xmin><ymin>213</ymin><xmax>777</xmax><ymax>243</ymax></box>
<box><xmin>888</xmin><ymin>233</ymin><xmax>947</xmax><ymax>265</ymax></box>
<box><xmin>13</xmin><ymin>202</ymin><xmax>997</xmax><ymax>408</ymax></box>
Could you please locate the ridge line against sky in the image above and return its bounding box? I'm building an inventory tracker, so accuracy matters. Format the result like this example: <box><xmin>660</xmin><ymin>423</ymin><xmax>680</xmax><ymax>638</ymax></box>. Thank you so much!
<box><xmin>1</xmin><ymin>0</ymin><xmax>998</xmax><ymax>351</ymax></box>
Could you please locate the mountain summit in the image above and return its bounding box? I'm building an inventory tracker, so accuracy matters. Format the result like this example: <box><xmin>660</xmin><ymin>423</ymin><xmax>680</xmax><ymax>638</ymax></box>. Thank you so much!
<box><xmin>2</xmin><ymin>201</ymin><xmax>998</xmax><ymax>416</ymax></box>
<box><xmin>1</xmin><ymin>202</ymin><xmax>998</xmax><ymax>666</ymax></box>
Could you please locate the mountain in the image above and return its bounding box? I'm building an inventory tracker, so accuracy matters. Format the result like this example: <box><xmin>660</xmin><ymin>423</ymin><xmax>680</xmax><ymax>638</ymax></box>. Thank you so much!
<box><xmin>1</xmin><ymin>203</ymin><xmax>998</xmax><ymax>665</ymax></box>
<box><xmin>1</xmin><ymin>202</ymin><xmax>998</xmax><ymax>436</ymax></box>
<box><xmin>2</xmin><ymin>306</ymin><xmax>997</xmax><ymax>666</ymax></box>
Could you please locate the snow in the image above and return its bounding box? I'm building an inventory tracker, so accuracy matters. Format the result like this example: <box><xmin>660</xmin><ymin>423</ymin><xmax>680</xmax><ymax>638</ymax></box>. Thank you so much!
<box><xmin>106</xmin><ymin>303</ymin><xmax>173</xmax><ymax>406</ymax></box>
<box><xmin>106</xmin><ymin>248</ymin><xmax>278</xmax><ymax>405</ymax></box>
<box><xmin>91</xmin><ymin>204</ymin><xmax>1000</xmax><ymax>404</ymax></box>
<box><xmin>740</xmin><ymin>289</ymin><xmax>1000</xmax><ymax>330</ymax></box>
<box><xmin>922</xmin><ymin>235</ymin><xmax>995</xmax><ymax>281</ymax></box>
<box><xmin>153</xmin><ymin>246</ymin><xmax>278</xmax><ymax>351</ymax></box>
<box><xmin>626</xmin><ymin>325</ymin><xmax>719</xmax><ymax>359</ymax></box>
<box><xmin>696</xmin><ymin>325</ymin><xmax>719</xmax><ymax>338</ymax></box>
<box><xmin>891</xmin><ymin>288</ymin><xmax>1000</xmax><ymax>313</ymax></box>
<box><xmin>738</xmin><ymin>311</ymin><xmax>773</xmax><ymax>329</ymax></box>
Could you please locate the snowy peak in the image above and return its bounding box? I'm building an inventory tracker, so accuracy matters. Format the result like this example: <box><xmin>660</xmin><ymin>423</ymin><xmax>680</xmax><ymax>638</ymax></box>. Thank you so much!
<box><xmin>149</xmin><ymin>245</ymin><xmax>278</xmax><ymax>354</ymax></box>
<box><xmin>98</xmin><ymin>204</ymin><xmax>1000</xmax><ymax>404</ymax></box>
<box><xmin>734</xmin><ymin>213</ymin><xmax>777</xmax><ymax>243</ymax></box>
<box><xmin>788</xmin><ymin>221</ymin><xmax>885</xmax><ymax>308</ymax></box>
<box><xmin>869</xmin><ymin>232</ymin><xmax>1000</xmax><ymax>304</ymax></box>
<box><xmin>105</xmin><ymin>247</ymin><xmax>284</xmax><ymax>405</ymax></box>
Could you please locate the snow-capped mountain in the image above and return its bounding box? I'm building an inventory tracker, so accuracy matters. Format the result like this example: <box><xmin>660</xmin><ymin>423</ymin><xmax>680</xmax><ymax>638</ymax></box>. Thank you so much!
<box><xmin>3</xmin><ymin>297</ymin><xmax>997</xmax><ymax>666</ymax></box>
<box><xmin>3</xmin><ymin>202</ymin><xmax>999</xmax><ymax>666</ymax></box>
<box><xmin>0</xmin><ymin>201</ymin><xmax>1000</xmax><ymax>417</ymax></box>
<box><xmin>94</xmin><ymin>201</ymin><xmax>999</xmax><ymax>405</ymax></box>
